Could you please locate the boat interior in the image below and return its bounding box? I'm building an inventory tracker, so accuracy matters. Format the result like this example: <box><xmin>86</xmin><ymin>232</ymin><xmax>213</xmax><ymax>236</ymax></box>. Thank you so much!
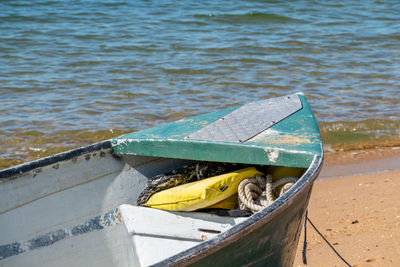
<box><xmin>0</xmin><ymin>146</ymin><xmax>307</xmax><ymax>266</ymax></box>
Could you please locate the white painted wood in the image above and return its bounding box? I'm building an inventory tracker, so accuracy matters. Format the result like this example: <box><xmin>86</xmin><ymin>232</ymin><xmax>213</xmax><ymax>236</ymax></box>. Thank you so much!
<box><xmin>0</xmin><ymin>163</ymin><xmax>145</xmax><ymax>244</ymax></box>
<box><xmin>119</xmin><ymin>205</ymin><xmax>246</xmax><ymax>266</ymax></box>
<box><xmin>121</xmin><ymin>205</ymin><xmax>244</xmax><ymax>241</ymax></box>
<box><xmin>132</xmin><ymin>234</ymin><xmax>199</xmax><ymax>267</ymax></box>
<box><xmin>0</xmin><ymin>149</ymin><xmax>123</xmax><ymax>215</ymax></box>
<box><xmin>0</xmin><ymin>153</ymin><xmax>190</xmax><ymax>245</ymax></box>
<box><xmin>0</xmin><ymin>150</ymin><xmax>248</xmax><ymax>266</ymax></box>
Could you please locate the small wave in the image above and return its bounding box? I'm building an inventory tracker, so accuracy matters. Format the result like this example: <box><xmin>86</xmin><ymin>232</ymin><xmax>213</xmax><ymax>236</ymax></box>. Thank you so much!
<box><xmin>114</xmin><ymin>45</ymin><xmax>168</xmax><ymax>53</ymax></box>
<box><xmin>161</xmin><ymin>67</ymin><xmax>212</xmax><ymax>75</ymax></box>
<box><xmin>100</xmin><ymin>2</ymin><xmax>128</xmax><ymax>7</ymax></box>
<box><xmin>319</xmin><ymin>119</ymin><xmax>400</xmax><ymax>151</ymax></box>
<box><xmin>1</xmin><ymin>15</ymin><xmax>56</xmax><ymax>23</ymax></box>
<box><xmin>66</xmin><ymin>61</ymin><xmax>104</xmax><ymax>67</ymax></box>
<box><xmin>194</xmin><ymin>12</ymin><xmax>306</xmax><ymax>24</ymax></box>
<box><xmin>76</xmin><ymin>109</ymin><xmax>103</xmax><ymax>115</ymax></box>
<box><xmin>74</xmin><ymin>34</ymin><xmax>108</xmax><ymax>41</ymax></box>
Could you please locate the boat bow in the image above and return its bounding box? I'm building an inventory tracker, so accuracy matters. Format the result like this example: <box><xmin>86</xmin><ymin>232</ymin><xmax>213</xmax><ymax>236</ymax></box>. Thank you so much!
<box><xmin>112</xmin><ymin>93</ymin><xmax>322</xmax><ymax>168</ymax></box>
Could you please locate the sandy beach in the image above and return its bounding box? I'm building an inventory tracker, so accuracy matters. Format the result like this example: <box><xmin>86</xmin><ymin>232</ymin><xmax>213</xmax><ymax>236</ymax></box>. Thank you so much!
<box><xmin>294</xmin><ymin>148</ymin><xmax>400</xmax><ymax>267</ymax></box>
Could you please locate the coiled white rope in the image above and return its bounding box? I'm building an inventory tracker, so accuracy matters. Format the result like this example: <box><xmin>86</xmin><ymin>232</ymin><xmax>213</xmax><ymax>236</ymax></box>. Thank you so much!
<box><xmin>238</xmin><ymin>174</ymin><xmax>298</xmax><ymax>213</ymax></box>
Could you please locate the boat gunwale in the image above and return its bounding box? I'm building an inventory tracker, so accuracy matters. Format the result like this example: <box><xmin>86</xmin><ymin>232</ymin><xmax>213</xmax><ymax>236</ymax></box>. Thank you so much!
<box><xmin>151</xmin><ymin>153</ymin><xmax>324</xmax><ymax>267</ymax></box>
<box><xmin>0</xmin><ymin>140</ymin><xmax>112</xmax><ymax>182</ymax></box>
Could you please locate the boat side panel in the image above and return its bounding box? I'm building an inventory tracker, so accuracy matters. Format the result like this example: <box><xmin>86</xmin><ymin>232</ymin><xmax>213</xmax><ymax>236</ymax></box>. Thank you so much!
<box><xmin>0</xmin><ymin>156</ymin><xmax>191</xmax><ymax>245</ymax></box>
<box><xmin>0</xmin><ymin>149</ymin><xmax>124</xmax><ymax>216</ymax></box>
<box><xmin>188</xmin><ymin>184</ymin><xmax>313</xmax><ymax>267</ymax></box>
<box><xmin>0</xmin><ymin>141</ymin><xmax>111</xmax><ymax>181</ymax></box>
<box><xmin>0</xmin><ymin>152</ymin><xmax>200</xmax><ymax>264</ymax></box>
<box><xmin>0</xmin><ymin>157</ymin><xmax>130</xmax><ymax>245</ymax></box>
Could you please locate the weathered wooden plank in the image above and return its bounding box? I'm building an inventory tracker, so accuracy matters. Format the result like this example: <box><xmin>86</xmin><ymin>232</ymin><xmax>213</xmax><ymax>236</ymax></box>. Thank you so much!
<box><xmin>120</xmin><ymin>205</ymin><xmax>246</xmax><ymax>266</ymax></box>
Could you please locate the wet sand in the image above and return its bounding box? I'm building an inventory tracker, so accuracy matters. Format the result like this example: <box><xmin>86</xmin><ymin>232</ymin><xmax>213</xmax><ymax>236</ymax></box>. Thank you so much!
<box><xmin>294</xmin><ymin>148</ymin><xmax>400</xmax><ymax>267</ymax></box>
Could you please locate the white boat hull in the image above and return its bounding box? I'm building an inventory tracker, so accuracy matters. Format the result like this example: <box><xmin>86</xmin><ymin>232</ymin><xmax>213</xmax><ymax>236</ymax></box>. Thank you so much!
<box><xmin>0</xmin><ymin>147</ymin><xmax>246</xmax><ymax>266</ymax></box>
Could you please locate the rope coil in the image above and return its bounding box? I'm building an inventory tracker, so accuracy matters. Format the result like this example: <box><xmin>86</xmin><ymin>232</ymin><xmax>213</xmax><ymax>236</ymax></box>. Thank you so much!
<box><xmin>238</xmin><ymin>174</ymin><xmax>298</xmax><ymax>213</ymax></box>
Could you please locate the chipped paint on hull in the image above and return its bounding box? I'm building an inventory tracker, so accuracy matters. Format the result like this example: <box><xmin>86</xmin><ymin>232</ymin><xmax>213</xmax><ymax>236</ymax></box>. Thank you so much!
<box><xmin>0</xmin><ymin>208</ymin><xmax>121</xmax><ymax>261</ymax></box>
<box><xmin>265</xmin><ymin>149</ymin><xmax>279</xmax><ymax>163</ymax></box>
<box><xmin>250</xmin><ymin>130</ymin><xmax>319</xmax><ymax>146</ymax></box>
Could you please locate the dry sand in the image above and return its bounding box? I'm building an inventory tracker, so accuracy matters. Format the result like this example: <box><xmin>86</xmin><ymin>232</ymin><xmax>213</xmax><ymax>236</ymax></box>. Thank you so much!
<box><xmin>293</xmin><ymin>148</ymin><xmax>400</xmax><ymax>267</ymax></box>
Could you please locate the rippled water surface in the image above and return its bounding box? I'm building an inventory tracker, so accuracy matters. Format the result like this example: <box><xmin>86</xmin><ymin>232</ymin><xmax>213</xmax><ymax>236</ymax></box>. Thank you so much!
<box><xmin>1</xmin><ymin>0</ymin><xmax>399</xmax><ymax>168</ymax></box>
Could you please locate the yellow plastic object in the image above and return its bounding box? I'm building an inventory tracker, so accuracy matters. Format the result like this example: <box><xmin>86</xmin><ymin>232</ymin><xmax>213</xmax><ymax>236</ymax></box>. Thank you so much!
<box><xmin>269</xmin><ymin>166</ymin><xmax>303</xmax><ymax>182</ymax></box>
<box><xmin>145</xmin><ymin>167</ymin><xmax>263</xmax><ymax>211</ymax></box>
<box><xmin>206</xmin><ymin>194</ymin><xmax>238</xmax><ymax>210</ymax></box>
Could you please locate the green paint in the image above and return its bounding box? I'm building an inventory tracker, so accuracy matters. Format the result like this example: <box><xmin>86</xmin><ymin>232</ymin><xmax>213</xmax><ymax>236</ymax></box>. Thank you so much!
<box><xmin>112</xmin><ymin>93</ymin><xmax>322</xmax><ymax>168</ymax></box>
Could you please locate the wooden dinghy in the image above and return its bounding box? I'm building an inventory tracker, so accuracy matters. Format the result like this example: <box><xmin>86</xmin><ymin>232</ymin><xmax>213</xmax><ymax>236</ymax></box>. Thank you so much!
<box><xmin>0</xmin><ymin>92</ymin><xmax>323</xmax><ymax>267</ymax></box>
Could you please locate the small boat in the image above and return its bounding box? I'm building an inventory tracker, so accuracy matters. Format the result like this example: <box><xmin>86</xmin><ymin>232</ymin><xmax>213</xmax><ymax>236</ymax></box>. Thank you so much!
<box><xmin>0</xmin><ymin>92</ymin><xmax>323</xmax><ymax>267</ymax></box>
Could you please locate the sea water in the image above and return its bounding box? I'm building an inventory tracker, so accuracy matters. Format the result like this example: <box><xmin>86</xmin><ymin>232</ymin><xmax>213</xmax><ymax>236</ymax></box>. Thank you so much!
<box><xmin>1</xmin><ymin>0</ymin><xmax>399</xmax><ymax>168</ymax></box>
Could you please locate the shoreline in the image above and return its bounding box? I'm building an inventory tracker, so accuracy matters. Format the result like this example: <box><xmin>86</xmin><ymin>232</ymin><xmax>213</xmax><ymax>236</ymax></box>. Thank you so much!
<box><xmin>293</xmin><ymin>147</ymin><xmax>400</xmax><ymax>267</ymax></box>
<box><xmin>320</xmin><ymin>146</ymin><xmax>400</xmax><ymax>180</ymax></box>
